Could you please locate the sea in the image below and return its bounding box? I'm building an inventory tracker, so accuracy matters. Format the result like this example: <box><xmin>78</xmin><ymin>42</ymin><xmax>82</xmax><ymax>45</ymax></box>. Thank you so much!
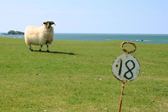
<box><xmin>0</xmin><ymin>33</ymin><xmax>168</xmax><ymax>44</ymax></box>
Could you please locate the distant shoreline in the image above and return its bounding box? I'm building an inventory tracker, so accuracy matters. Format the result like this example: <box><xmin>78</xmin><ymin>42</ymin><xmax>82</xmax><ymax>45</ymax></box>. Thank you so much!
<box><xmin>0</xmin><ymin>33</ymin><xmax>24</xmax><ymax>35</ymax></box>
<box><xmin>1</xmin><ymin>30</ymin><xmax>24</xmax><ymax>35</ymax></box>
<box><xmin>0</xmin><ymin>33</ymin><xmax>168</xmax><ymax>43</ymax></box>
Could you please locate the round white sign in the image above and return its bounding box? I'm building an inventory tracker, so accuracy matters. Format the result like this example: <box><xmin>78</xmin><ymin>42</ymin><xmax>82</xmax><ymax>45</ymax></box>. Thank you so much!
<box><xmin>112</xmin><ymin>54</ymin><xmax>140</xmax><ymax>82</ymax></box>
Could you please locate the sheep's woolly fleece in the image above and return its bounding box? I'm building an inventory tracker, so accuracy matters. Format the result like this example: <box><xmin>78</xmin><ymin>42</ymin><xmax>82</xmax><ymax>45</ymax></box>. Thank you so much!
<box><xmin>25</xmin><ymin>25</ymin><xmax>54</xmax><ymax>46</ymax></box>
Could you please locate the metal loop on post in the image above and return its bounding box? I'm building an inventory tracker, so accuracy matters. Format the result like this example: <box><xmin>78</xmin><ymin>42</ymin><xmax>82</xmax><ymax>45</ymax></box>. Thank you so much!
<box><xmin>121</xmin><ymin>41</ymin><xmax>136</xmax><ymax>54</ymax></box>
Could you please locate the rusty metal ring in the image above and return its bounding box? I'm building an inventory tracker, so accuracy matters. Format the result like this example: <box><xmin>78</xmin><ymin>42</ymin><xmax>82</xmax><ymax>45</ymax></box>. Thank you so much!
<box><xmin>121</xmin><ymin>41</ymin><xmax>136</xmax><ymax>54</ymax></box>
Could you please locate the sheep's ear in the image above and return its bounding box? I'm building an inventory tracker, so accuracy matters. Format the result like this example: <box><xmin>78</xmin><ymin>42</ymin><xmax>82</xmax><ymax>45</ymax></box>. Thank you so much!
<box><xmin>43</xmin><ymin>21</ymin><xmax>47</xmax><ymax>24</ymax></box>
<box><xmin>51</xmin><ymin>21</ymin><xmax>56</xmax><ymax>25</ymax></box>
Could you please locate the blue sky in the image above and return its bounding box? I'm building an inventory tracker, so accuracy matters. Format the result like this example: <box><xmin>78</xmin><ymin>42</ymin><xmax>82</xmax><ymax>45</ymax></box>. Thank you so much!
<box><xmin>0</xmin><ymin>0</ymin><xmax>168</xmax><ymax>34</ymax></box>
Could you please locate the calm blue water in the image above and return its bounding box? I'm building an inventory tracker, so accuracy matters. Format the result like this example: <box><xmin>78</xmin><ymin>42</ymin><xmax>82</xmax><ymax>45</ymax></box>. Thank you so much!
<box><xmin>0</xmin><ymin>33</ymin><xmax>168</xmax><ymax>43</ymax></box>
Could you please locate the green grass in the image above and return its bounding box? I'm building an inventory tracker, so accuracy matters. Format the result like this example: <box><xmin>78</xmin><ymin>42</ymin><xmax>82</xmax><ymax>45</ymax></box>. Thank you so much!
<box><xmin>0</xmin><ymin>37</ymin><xmax>168</xmax><ymax>112</ymax></box>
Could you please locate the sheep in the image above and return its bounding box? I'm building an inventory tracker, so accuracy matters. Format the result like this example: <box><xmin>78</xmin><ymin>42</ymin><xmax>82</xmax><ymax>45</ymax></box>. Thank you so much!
<box><xmin>24</xmin><ymin>21</ymin><xmax>56</xmax><ymax>52</ymax></box>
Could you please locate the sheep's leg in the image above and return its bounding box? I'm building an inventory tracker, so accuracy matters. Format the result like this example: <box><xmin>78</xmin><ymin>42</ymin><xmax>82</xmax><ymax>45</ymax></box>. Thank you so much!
<box><xmin>46</xmin><ymin>41</ymin><xmax>49</xmax><ymax>52</ymax></box>
<box><xmin>39</xmin><ymin>45</ymin><xmax>43</xmax><ymax>51</ymax></box>
<box><xmin>29</xmin><ymin>45</ymin><xmax>33</xmax><ymax>51</ymax></box>
<box><xmin>47</xmin><ymin>45</ymin><xmax>49</xmax><ymax>52</ymax></box>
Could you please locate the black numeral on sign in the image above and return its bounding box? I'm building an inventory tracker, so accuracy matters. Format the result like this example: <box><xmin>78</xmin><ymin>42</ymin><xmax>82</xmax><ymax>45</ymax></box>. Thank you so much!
<box><xmin>118</xmin><ymin>60</ymin><xmax>135</xmax><ymax>79</ymax></box>
<box><xmin>124</xmin><ymin>60</ymin><xmax>135</xmax><ymax>79</ymax></box>
<box><xmin>118</xmin><ymin>60</ymin><xmax>122</xmax><ymax>76</ymax></box>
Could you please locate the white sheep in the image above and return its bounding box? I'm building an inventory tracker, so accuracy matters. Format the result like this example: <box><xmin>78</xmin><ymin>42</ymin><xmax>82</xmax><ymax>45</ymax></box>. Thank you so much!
<box><xmin>24</xmin><ymin>21</ymin><xmax>56</xmax><ymax>52</ymax></box>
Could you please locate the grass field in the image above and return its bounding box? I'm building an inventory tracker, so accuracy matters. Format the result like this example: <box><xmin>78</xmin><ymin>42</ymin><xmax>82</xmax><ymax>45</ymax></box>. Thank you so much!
<box><xmin>0</xmin><ymin>37</ymin><xmax>168</xmax><ymax>112</ymax></box>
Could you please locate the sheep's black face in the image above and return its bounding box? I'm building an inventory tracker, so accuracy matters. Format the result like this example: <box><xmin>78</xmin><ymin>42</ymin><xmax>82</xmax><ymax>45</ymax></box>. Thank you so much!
<box><xmin>46</xmin><ymin>22</ymin><xmax>51</xmax><ymax>28</ymax></box>
<box><xmin>43</xmin><ymin>21</ymin><xmax>55</xmax><ymax>29</ymax></box>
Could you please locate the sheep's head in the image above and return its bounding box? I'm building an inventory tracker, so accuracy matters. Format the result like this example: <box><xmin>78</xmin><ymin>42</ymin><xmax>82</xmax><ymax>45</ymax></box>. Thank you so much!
<box><xmin>43</xmin><ymin>21</ymin><xmax>56</xmax><ymax>29</ymax></box>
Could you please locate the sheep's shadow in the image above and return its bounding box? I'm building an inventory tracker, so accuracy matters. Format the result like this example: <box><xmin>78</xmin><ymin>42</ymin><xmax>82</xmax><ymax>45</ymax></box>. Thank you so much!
<box><xmin>33</xmin><ymin>50</ymin><xmax>75</xmax><ymax>55</ymax></box>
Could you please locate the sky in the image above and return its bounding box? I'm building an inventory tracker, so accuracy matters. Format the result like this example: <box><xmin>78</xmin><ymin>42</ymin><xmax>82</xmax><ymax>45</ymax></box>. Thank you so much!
<box><xmin>0</xmin><ymin>0</ymin><xmax>168</xmax><ymax>34</ymax></box>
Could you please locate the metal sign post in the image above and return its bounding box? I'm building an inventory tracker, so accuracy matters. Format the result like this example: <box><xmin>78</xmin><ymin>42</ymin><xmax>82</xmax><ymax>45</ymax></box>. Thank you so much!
<box><xmin>112</xmin><ymin>41</ymin><xmax>140</xmax><ymax>112</ymax></box>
